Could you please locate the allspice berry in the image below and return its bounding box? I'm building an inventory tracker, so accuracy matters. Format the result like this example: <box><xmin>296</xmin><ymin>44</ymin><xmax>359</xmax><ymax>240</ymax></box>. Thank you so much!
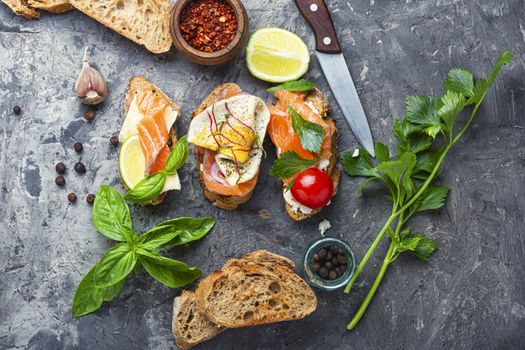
<box><xmin>13</xmin><ymin>106</ymin><xmax>21</xmax><ymax>115</ymax></box>
<box><xmin>55</xmin><ymin>162</ymin><xmax>66</xmax><ymax>174</ymax></box>
<box><xmin>110</xmin><ymin>136</ymin><xmax>119</xmax><ymax>146</ymax></box>
<box><xmin>68</xmin><ymin>192</ymin><xmax>77</xmax><ymax>203</ymax></box>
<box><xmin>86</xmin><ymin>194</ymin><xmax>95</xmax><ymax>204</ymax></box>
<box><xmin>74</xmin><ymin>162</ymin><xmax>86</xmax><ymax>174</ymax></box>
<box><xmin>55</xmin><ymin>176</ymin><xmax>66</xmax><ymax>187</ymax></box>
<box><xmin>74</xmin><ymin>142</ymin><xmax>83</xmax><ymax>153</ymax></box>
<box><xmin>83</xmin><ymin>109</ymin><xmax>96</xmax><ymax>121</ymax></box>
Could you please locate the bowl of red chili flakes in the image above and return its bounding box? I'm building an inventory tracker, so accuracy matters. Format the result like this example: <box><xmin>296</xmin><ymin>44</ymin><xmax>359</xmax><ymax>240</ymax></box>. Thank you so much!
<box><xmin>171</xmin><ymin>0</ymin><xmax>248</xmax><ymax>65</ymax></box>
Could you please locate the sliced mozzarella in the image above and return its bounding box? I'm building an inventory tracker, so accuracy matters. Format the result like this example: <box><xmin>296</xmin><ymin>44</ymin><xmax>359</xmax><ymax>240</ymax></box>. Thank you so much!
<box><xmin>283</xmin><ymin>189</ymin><xmax>314</xmax><ymax>214</ymax></box>
<box><xmin>163</xmin><ymin>172</ymin><xmax>181</xmax><ymax>192</ymax></box>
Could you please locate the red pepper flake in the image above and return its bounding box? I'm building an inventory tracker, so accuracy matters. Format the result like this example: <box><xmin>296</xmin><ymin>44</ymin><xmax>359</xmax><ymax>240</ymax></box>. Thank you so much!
<box><xmin>180</xmin><ymin>0</ymin><xmax>238</xmax><ymax>52</ymax></box>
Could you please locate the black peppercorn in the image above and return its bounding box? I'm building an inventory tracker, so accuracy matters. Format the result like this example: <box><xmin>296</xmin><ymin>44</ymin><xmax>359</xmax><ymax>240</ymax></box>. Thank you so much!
<box><xmin>55</xmin><ymin>162</ymin><xmax>66</xmax><ymax>174</ymax></box>
<box><xmin>74</xmin><ymin>162</ymin><xmax>86</xmax><ymax>173</ymax></box>
<box><xmin>110</xmin><ymin>136</ymin><xmax>119</xmax><ymax>146</ymax></box>
<box><xmin>13</xmin><ymin>106</ymin><xmax>21</xmax><ymax>115</ymax></box>
<box><xmin>318</xmin><ymin>248</ymin><xmax>327</xmax><ymax>259</ymax></box>
<box><xmin>68</xmin><ymin>192</ymin><xmax>77</xmax><ymax>202</ymax></box>
<box><xmin>86</xmin><ymin>194</ymin><xmax>95</xmax><ymax>204</ymax></box>
<box><xmin>74</xmin><ymin>142</ymin><xmax>83</xmax><ymax>153</ymax></box>
<box><xmin>328</xmin><ymin>270</ymin><xmax>338</xmax><ymax>280</ymax></box>
<box><xmin>324</xmin><ymin>261</ymin><xmax>333</xmax><ymax>270</ymax></box>
<box><xmin>55</xmin><ymin>176</ymin><xmax>65</xmax><ymax>187</ymax></box>
<box><xmin>84</xmin><ymin>109</ymin><xmax>96</xmax><ymax>121</ymax></box>
<box><xmin>318</xmin><ymin>267</ymin><xmax>329</xmax><ymax>279</ymax></box>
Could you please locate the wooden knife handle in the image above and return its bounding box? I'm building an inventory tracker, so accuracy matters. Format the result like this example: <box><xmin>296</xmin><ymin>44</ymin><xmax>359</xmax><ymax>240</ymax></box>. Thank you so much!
<box><xmin>295</xmin><ymin>0</ymin><xmax>341</xmax><ymax>54</ymax></box>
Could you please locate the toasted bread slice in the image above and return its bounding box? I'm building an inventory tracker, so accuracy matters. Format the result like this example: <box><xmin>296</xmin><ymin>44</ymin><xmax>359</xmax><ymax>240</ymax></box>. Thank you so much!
<box><xmin>123</xmin><ymin>76</ymin><xmax>180</xmax><ymax>205</ymax></box>
<box><xmin>277</xmin><ymin>88</ymin><xmax>341</xmax><ymax>221</ymax></box>
<box><xmin>2</xmin><ymin>0</ymin><xmax>40</xmax><ymax>19</ymax></box>
<box><xmin>69</xmin><ymin>0</ymin><xmax>173</xmax><ymax>54</ymax></box>
<box><xmin>191</xmin><ymin>83</ymin><xmax>258</xmax><ymax>210</ymax></box>
<box><xmin>28</xmin><ymin>0</ymin><xmax>72</xmax><ymax>13</ymax></box>
<box><xmin>195</xmin><ymin>260</ymin><xmax>317</xmax><ymax>328</ymax></box>
<box><xmin>172</xmin><ymin>291</ymin><xmax>223</xmax><ymax>350</ymax></box>
<box><xmin>223</xmin><ymin>249</ymin><xmax>295</xmax><ymax>271</ymax></box>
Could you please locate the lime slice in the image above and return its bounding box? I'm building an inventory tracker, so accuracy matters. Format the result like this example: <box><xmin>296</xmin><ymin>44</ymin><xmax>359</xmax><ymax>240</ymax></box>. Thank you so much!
<box><xmin>119</xmin><ymin>135</ymin><xmax>146</xmax><ymax>189</ymax></box>
<box><xmin>246</xmin><ymin>28</ymin><xmax>310</xmax><ymax>83</ymax></box>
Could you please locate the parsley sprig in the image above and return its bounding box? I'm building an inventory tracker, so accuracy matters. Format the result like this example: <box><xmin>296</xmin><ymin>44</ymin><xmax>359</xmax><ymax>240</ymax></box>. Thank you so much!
<box><xmin>341</xmin><ymin>50</ymin><xmax>512</xmax><ymax>330</ymax></box>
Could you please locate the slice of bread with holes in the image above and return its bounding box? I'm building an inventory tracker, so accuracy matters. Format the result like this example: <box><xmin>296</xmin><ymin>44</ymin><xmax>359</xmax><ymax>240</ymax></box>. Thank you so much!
<box><xmin>2</xmin><ymin>0</ymin><xmax>41</xmax><ymax>19</ymax></box>
<box><xmin>28</xmin><ymin>0</ymin><xmax>73</xmax><ymax>13</ymax></box>
<box><xmin>69</xmin><ymin>0</ymin><xmax>173</xmax><ymax>53</ymax></box>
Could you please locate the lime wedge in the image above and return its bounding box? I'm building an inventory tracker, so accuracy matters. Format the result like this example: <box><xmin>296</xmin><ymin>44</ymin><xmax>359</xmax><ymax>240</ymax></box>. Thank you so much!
<box><xmin>119</xmin><ymin>135</ymin><xmax>146</xmax><ymax>189</ymax></box>
<box><xmin>246</xmin><ymin>28</ymin><xmax>310</xmax><ymax>83</ymax></box>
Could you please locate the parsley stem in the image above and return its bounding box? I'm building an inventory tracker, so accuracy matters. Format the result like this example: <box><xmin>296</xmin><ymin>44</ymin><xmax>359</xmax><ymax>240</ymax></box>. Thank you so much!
<box><xmin>347</xmin><ymin>242</ymin><xmax>395</xmax><ymax>330</ymax></box>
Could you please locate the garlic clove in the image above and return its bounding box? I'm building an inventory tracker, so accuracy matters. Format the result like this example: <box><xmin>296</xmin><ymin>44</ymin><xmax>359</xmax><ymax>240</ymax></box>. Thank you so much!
<box><xmin>75</xmin><ymin>47</ymin><xmax>108</xmax><ymax>105</ymax></box>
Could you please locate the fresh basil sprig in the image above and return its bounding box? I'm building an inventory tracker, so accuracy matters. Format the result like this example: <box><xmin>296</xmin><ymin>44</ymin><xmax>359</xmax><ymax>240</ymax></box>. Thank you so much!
<box><xmin>288</xmin><ymin>104</ymin><xmax>325</xmax><ymax>153</ymax></box>
<box><xmin>340</xmin><ymin>50</ymin><xmax>512</xmax><ymax>330</ymax></box>
<box><xmin>72</xmin><ymin>185</ymin><xmax>215</xmax><ymax>317</ymax></box>
<box><xmin>267</xmin><ymin>79</ymin><xmax>316</xmax><ymax>92</ymax></box>
<box><xmin>124</xmin><ymin>136</ymin><xmax>188</xmax><ymax>204</ymax></box>
<box><xmin>269</xmin><ymin>151</ymin><xmax>320</xmax><ymax>179</ymax></box>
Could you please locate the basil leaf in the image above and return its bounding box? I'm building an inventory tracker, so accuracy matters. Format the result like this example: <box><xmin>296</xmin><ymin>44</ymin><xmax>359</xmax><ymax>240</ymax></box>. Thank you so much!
<box><xmin>121</xmin><ymin>226</ymin><xmax>138</xmax><ymax>246</ymax></box>
<box><xmin>93</xmin><ymin>243</ymin><xmax>137</xmax><ymax>287</ymax></box>
<box><xmin>72</xmin><ymin>267</ymin><xmax>103</xmax><ymax>318</ymax></box>
<box><xmin>101</xmin><ymin>277</ymin><xmax>126</xmax><ymax>302</ymax></box>
<box><xmin>123</xmin><ymin>172</ymin><xmax>166</xmax><ymax>204</ymax></box>
<box><xmin>269</xmin><ymin>151</ymin><xmax>320</xmax><ymax>180</ymax></box>
<box><xmin>165</xmin><ymin>135</ymin><xmax>188</xmax><ymax>173</ymax></box>
<box><xmin>155</xmin><ymin>217</ymin><xmax>215</xmax><ymax>246</ymax></box>
<box><xmin>138</xmin><ymin>249</ymin><xmax>201</xmax><ymax>288</ymax></box>
<box><xmin>92</xmin><ymin>185</ymin><xmax>131</xmax><ymax>241</ymax></box>
<box><xmin>267</xmin><ymin>79</ymin><xmax>316</xmax><ymax>92</ymax></box>
<box><xmin>289</xmin><ymin>104</ymin><xmax>325</xmax><ymax>153</ymax></box>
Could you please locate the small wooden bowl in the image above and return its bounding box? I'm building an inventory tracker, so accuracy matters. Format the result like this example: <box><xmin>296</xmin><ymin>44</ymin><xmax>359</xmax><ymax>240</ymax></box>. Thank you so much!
<box><xmin>170</xmin><ymin>0</ymin><xmax>249</xmax><ymax>65</ymax></box>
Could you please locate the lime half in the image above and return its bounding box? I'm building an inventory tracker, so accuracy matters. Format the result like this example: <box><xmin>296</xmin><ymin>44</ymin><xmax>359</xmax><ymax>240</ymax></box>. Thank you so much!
<box><xmin>119</xmin><ymin>135</ymin><xmax>146</xmax><ymax>189</ymax></box>
<box><xmin>246</xmin><ymin>28</ymin><xmax>310</xmax><ymax>83</ymax></box>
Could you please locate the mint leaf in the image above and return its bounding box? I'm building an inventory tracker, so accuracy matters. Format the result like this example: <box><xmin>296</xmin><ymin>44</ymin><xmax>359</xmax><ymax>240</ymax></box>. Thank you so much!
<box><xmin>165</xmin><ymin>135</ymin><xmax>188</xmax><ymax>174</ymax></box>
<box><xmin>123</xmin><ymin>172</ymin><xmax>166</xmax><ymax>204</ymax></box>
<box><xmin>375</xmin><ymin>143</ymin><xmax>390</xmax><ymax>162</ymax></box>
<box><xmin>341</xmin><ymin>148</ymin><xmax>377</xmax><ymax>177</ymax></box>
<box><xmin>417</xmin><ymin>185</ymin><xmax>450</xmax><ymax>212</ymax></box>
<box><xmin>138</xmin><ymin>249</ymin><xmax>201</xmax><ymax>288</ymax></box>
<box><xmin>269</xmin><ymin>151</ymin><xmax>320</xmax><ymax>179</ymax></box>
<box><xmin>92</xmin><ymin>185</ymin><xmax>131</xmax><ymax>241</ymax></box>
<box><xmin>289</xmin><ymin>104</ymin><xmax>325</xmax><ymax>153</ymax></box>
<box><xmin>139</xmin><ymin>217</ymin><xmax>215</xmax><ymax>249</ymax></box>
<box><xmin>444</xmin><ymin>68</ymin><xmax>474</xmax><ymax>97</ymax></box>
<box><xmin>267</xmin><ymin>79</ymin><xmax>316</xmax><ymax>92</ymax></box>
<box><xmin>93</xmin><ymin>243</ymin><xmax>137</xmax><ymax>287</ymax></box>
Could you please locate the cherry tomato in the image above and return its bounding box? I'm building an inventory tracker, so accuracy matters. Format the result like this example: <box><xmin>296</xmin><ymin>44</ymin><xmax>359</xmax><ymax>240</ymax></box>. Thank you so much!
<box><xmin>291</xmin><ymin>168</ymin><xmax>333</xmax><ymax>209</ymax></box>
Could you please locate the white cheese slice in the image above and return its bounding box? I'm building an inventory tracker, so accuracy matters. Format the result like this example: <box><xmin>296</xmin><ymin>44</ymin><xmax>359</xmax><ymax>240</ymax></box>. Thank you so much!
<box><xmin>283</xmin><ymin>189</ymin><xmax>314</xmax><ymax>214</ymax></box>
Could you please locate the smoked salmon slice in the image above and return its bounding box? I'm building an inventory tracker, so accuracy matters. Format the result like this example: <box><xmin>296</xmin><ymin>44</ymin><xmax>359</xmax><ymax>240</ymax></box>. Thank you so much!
<box><xmin>267</xmin><ymin>90</ymin><xmax>333</xmax><ymax>181</ymax></box>
<box><xmin>136</xmin><ymin>89</ymin><xmax>170</xmax><ymax>174</ymax></box>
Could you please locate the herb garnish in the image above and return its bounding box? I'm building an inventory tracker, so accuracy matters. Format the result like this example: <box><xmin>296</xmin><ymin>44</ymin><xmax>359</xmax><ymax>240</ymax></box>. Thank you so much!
<box><xmin>289</xmin><ymin>104</ymin><xmax>325</xmax><ymax>153</ymax></box>
<box><xmin>267</xmin><ymin>79</ymin><xmax>316</xmax><ymax>92</ymax></box>
<box><xmin>72</xmin><ymin>185</ymin><xmax>215</xmax><ymax>317</ymax></box>
<box><xmin>124</xmin><ymin>136</ymin><xmax>188</xmax><ymax>204</ymax></box>
<box><xmin>341</xmin><ymin>50</ymin><xmax>512</xmax><ymax>330</ymax></box>
<box><xmin>269</xmin><ymin>151</ymin><xmax>320</xmax><ymax>180</ymax></box>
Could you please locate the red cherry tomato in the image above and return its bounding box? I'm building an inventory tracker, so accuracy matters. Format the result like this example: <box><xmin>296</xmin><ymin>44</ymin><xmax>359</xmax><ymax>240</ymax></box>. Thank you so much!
<box><xmin>291</xmin><ymin>168</ymin><xmax>333</xmax><ymax>209</ymax></box>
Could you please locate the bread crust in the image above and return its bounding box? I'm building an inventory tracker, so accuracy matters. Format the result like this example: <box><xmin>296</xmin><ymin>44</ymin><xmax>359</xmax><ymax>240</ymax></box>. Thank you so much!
<box><xmin>28</xmin><ymin>0</ymin><xmax>73</xmax><ymax>13</ymax></box>
<box><xmin>2</xmin><ymin>0</ymin><xmax>41</xmax><ymax>19</ymax></box>
<box><xmin>277</xmin><ymin>88</ymin><xmax>341</xmax><ymax>221</ymax></box>
<box><xmin>123</xmin><ymin>76</ymin><xmax>180</xmax><ymax>205</ymax></box>
<box><xmin>191</xmin><ymin>83</ymin><xmax>258</xmax><ymax>210</ymax></box>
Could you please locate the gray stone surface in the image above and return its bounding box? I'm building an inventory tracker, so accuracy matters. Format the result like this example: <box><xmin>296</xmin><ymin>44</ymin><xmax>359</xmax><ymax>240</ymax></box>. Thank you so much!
<box><xmin>1</xmin><ymin>0</ymin><xmax>524</xmax><ymax>349</ymax></box>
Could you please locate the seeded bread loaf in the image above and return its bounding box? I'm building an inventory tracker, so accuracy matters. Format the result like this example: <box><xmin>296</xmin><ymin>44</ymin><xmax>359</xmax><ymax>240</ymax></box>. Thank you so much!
<box><xmin>69</xmin><ymin>0</ymin><xmax>173</xmax><ymax>54</ymax></box>
<box><xmin>2</xmin><ymin>0</ymin><xmax>40</xmax><ymax>19</ymax></box>
<box><xmin>123</xmin><ymin>76</ymin><xmax>180</xmax><ymax>205</ymax></box>
<box><xmin>282</xmin><ymin>88</ymin><xmax>341</xmax><ymax>221</ymax></box>
<box><xmin>28</xmin><ymin>0</ymin><xmax>72</xmax><ymax>13</ymax></box>
<box><xmin>195</xmin><ymin>256</ymin><xmax>317</xmax><ymax>328</ymax></box>
<box><xmin>172</xmin><ymin>291</ymin><xmax>223</xmax><ymax>350</ymax></box>
<box><xmin>191</xmin><ymin>83</ymin><xmax>256</xmax><ymax>210</ymax></box>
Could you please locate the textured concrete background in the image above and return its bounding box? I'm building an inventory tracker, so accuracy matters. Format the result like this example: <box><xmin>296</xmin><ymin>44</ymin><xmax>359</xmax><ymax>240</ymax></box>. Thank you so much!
<box><xmin>1</xmin><ymin>0</ymin><xmax>524</xmax><ymax>349</ymax></box>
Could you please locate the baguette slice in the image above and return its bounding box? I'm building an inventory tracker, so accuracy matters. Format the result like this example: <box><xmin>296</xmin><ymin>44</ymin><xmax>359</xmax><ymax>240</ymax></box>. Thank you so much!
<box><xmin>28</xmin><ymin>0</ymin><xmax>72</xmax><ymax>13</ymax></box>
<box><xmin>191</xmin><ymin>83</ymin><xmax>256</xmax><ymax>210</ymax></box>
<box><xmin>69</xmin><ymin>0</ymin><xmax>173</xmax><ymax>54</ymax></box>
<box><xmin>172</xmin><ymin>291</ymin><xmax>223</xmax><ymax>350</ymax></box>
<box><xmin>123</xmin><ymin>76</ymin><xmax>180</xmax><ymax>205</ymax></box>
<box><xmin>195</xmin><ymin>261</ymin><xmax>317</xmax><ymax>328</ymax></box>
<box><xmin>2</xmin><ymin>0</ymin><xmax>40</xmax><ymax>19</ymax></box>
<box><xmin>277</xmin><ymin>89</ymin><xmax>341</xmax><ymax>221</ymax></box>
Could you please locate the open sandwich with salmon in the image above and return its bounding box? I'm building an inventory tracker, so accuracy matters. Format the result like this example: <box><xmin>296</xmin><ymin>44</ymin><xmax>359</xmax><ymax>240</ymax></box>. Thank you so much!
<box><xmin>118</xmin><ymin>77</ymin><xmax>181</xmax><ymax>205</ymax></box>
<box><xmin>267</xmin><ymin>88</ymin><xmax>340</xmax><ymax>220</ymax></box>
<box><xmin>187</xmin><ymin>84</ymin><xmax>271</xmax><ymax>210</ymax></box>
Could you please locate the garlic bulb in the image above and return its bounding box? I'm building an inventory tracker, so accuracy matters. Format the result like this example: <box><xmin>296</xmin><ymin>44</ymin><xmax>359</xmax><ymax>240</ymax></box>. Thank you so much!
<box><xmin>75</xmin><ymin>47</ymin><xmax>108</xmax><ymax>105</ymax></box>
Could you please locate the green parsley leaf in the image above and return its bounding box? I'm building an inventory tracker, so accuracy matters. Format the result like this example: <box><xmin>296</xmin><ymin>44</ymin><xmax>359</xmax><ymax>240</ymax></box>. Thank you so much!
<box><xmin>410</xmin><ymin>235</ymin><xmax>438</xmax><ymax>260</ymax></box>
<box><xmin>341</xmin><ymin>148</ymin><xmax>377</xmax><ymax>177</ymax></box>
<box><xmin>269</xmin><ymin>151</ymin><xmax>320</xmax><ymax>179</ymax></box>
<box><xmin>377</xmin><ymin>151</ymin><xmax>416</xmax><ymax>187</ymax></box>
<box><xmin>437</xmin><ymin>90</ymin><xmax>465</xmax><ymax>138</ymax></box>
<box><xmin>289</xmin><ymin>104</ymin><xmax>325</xmax><ymax>153</ymax></box>
<box><xmin>375</xmin><ymin>143</ymin><xmax>390</xmax><ymax>162</ymax></box>
<box><xmin>267</xmin><ymin>79</ymin><xmax>316</xmax><ymax>92</ymax></box>
<box><xmin>444</xmin><ymin>68</ymin><xmax>474</xmax><ymax>97</ymax></box>
<box><xmin>416</xmin><ymin>185</ymin><xmax>450</xmax><ymax>212</ymax></box>
<box><xmin>404</xmin><ymin>96</ymin><xmax>442</xmax><ymax>138</ymax></box>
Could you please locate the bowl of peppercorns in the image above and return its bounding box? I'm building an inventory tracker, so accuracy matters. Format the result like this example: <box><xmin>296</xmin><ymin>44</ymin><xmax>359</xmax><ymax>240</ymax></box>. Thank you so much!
<box><xmin>170</xmin><ymin>0</ymin><xmax>248</xmax><ymax>65</ymax></box>
<box><xmin>302</xmin><ymin>237</ymin><xmax>356</xmax><ymax>291</ymax></box>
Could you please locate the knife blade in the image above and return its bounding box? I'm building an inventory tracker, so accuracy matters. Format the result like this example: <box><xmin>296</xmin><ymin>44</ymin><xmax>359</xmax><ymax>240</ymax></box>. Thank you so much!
<box><xmin>295</xmin><ymin>0</ymin><xmax>375</xmax><ymax>156</ymax></box>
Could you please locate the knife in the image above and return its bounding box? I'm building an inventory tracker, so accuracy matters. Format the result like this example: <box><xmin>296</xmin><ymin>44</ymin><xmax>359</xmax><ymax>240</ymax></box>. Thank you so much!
<box><xmin>295</xmin><ymin>0</ymin><xmax>375</xmax><ymax>156</ymax></box>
